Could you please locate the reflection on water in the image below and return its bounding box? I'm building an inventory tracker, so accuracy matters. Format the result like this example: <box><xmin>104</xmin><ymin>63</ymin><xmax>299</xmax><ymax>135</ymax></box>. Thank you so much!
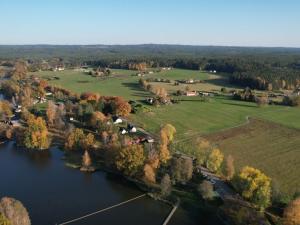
<box><xmin>0</xmin><ymin>142</ymin><xmax>174</xmax><ymax>225</ymax></box>
<box><xmin>11</xmin><ymin>146</ymin><xmax>52</xmax><ymax>169</ymax></box>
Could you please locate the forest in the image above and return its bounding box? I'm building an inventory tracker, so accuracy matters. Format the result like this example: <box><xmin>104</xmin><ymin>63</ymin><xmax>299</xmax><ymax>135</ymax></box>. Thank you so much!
<box><xmin>1</xmin><ymin>44</ymin><xmax>300</xmax><ymax>90</ymax></box>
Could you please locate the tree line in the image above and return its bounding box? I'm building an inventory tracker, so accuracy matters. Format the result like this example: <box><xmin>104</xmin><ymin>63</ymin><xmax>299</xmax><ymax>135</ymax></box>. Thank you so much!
<box><xmin>1</xmin><ymin>45</ymin><xmax>300</xmax><ymax>91</ymax></box>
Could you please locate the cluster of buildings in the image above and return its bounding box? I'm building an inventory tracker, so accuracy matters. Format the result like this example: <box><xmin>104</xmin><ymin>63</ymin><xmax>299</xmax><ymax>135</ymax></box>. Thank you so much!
<box><xmin>111</xmin><ymin>116</ymin><xmax>154</xmax><ymax>144</ymax></box>
<box><xmin>183</xmin><ymin>91</ymin><xmax>215</xmax><ymax>97</ymax></box>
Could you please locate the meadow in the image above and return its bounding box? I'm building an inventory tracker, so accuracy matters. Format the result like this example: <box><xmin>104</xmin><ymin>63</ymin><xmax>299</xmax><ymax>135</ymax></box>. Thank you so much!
<box><xmin>206</xmin><ymin>119</ymin><xmax>300</xmax><ymax>196</ymax></box>
<box><xmin>33</xmin><ymin>68</ymin><xmax>300</xmax><ymax>195</ymax></box>
<box><xmin>33</xmin><ymin>69</ymin><xmax>300</xmax><ymax>136</ymax></box>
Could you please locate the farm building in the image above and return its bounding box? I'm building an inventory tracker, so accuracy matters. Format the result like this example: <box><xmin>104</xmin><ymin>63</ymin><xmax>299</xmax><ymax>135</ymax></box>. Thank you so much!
<box><xmin>185</xmin><ymin>91</ymin><xmax>198</xmax><ymax>96</ymax></box>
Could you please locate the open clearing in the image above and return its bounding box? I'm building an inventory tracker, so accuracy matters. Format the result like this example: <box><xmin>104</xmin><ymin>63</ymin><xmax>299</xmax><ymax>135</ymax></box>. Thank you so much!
<box><xmin>205</xmin><ymin>119</ymin><xmax>300</xmax><ymax>195</ymax></box>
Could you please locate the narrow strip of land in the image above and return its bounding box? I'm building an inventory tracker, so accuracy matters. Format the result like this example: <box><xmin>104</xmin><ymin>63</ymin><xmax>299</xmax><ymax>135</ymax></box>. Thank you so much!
<box><xmin>162</xmin><ymin>199</ymin><xmax>180</xmax><ymax>225</ymax></box>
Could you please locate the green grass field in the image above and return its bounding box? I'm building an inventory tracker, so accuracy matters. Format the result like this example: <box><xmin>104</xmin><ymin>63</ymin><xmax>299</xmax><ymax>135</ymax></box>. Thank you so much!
<box><xmin>131</xmin><ymin>96</ymin><xmax>300</xmax><ymax>138</ymax></box>
<box><xmin>33</xmin><ymin>69</ymin><xmax>144</xmax><ymax>99</ymax></box>
<box><xmin>32</xmin><ymin>68</ymin><xmax>300</xmax><ymax>194</ymax></box>
<box><xmin>32</xmin><ymin>69</ymin><xmax>300</xmax><ymax>136</ymax></box>
<box><xmin>206</xmin><ymin>119</ymin><xmax>300</xmax><ymax>195</ymax></box>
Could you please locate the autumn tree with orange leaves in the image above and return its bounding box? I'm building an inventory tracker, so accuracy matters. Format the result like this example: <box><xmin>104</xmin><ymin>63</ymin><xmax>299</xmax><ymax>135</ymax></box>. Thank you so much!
<box><xmin>39</xmin><ymin>79</ymin><xmax>48</xmax><ymax>89</ymax></box>
<box><xmin>0</xmin><ymin>100</ymin><xmax>13</xmax><ymax>120</ymax></box>
<box><xmin>115</xmin><ymin>144</ymin><xmax>145</xmax><ymax>176</ymax></box>
<box><xmin>159</xmin><ymin>124</ymin><xmax>176</xmax><ymax>164</ymax></box>
<box><xmin>80</xmin><ymin>92</ymin><xmax>101</xmax><ymax>102</ymax></box>
<box><xmin>11</xmin><ymin>61</ymin><xmax>27</xmax><ymax>80</ymax></box>
<box><xmin>143</xmin><ymin>149</ymin><xmax>160</xmax><ymax>183</ymax></box>
<box><xmin>82</xmin><ymin>150</ymin><xmax>92</xmax><ymax>168</ymax></box>
<box><xmin>283</xmin><ymin>197</ymin><xmax>300</xmax><ymax>225</ymax></box>
<box><xmin>143</xmin><ymin>164</ymin><xmax>156</xmax><ymax>183</ymax></box>
<box><xmin>24</xmin><ymin>114</ymin><xmax>50</xmax><ymax>150</ymax></box>
<box><xmin>80</xmin><ymin>133</ymin><xmax>95</xmax><ymax>151</ymax></box>
<box><xmin>65</xmin><ymin>128</ymin><xmax>85</xmax><ymax>150</ymax></box>
<box><xmin>113</xmin><ymin>97</ymin><xmax>131</xmax><ymax>117</ymax></box>
<box><xmin>89</xmin><ymin>111</ymin><xmax>106</xmax><ymax>128</ymax></box>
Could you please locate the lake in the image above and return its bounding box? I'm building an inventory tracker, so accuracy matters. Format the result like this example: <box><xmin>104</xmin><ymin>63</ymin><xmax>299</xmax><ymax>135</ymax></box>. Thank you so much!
<box><xmin>0</xmin><ymin>142</ymin><xmax>199</xmax><ymax>225</ymax></box>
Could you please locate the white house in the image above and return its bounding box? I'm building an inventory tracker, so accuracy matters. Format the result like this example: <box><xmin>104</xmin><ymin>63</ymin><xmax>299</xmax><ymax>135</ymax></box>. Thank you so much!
<box><xmin>120</xmin><ymin>128</ymin><xmax>127</xmax><ymax>135</ymax></box>
<box><xmin>15</xmin><ymin>109</ymin><xmax>22</xmax><ymax>113</ymax></box>
<box><xmin>146</xmin><ymin>137</ymin><xmax>154</xmax><ymax>143</ymax></box>
<box><xmin>128</xmin><ymin>124</ymin><xmax>137</xmax><ymax>133</ymax></box>
<box><xmin>15</xmin><ymin>106</ymin><xmax>22</xmax><ymax>113</ymax></box>
<box><xmin>130</xmin><ymin>127</ymin><xmax>137</xmax><ymax>133</ymax></box>
<box><xmin>113</xmin><ymin>116</ymin><xmax>123</xmax><ymax>124</ymax></box>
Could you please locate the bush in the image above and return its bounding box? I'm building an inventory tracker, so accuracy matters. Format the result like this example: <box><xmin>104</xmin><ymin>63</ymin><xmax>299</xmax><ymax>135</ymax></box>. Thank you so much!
<box><xmin>160</xmin><ymin>174</ymin><xmax>172</xmax><ymax>197</ymax></box>
<box><xmin>170</xmin><ymin>156</ymin><xmax>193</xmax><ymax>184</ymax></box>
<box><xmin>198</xmin><ymin>180</ymin><xmax>214</xmax><ymax>200</ymax></box>
<box><xmin>282</xmin><ymin>95</ymin><xmax>300</xmax><ymax>107</ymax></box>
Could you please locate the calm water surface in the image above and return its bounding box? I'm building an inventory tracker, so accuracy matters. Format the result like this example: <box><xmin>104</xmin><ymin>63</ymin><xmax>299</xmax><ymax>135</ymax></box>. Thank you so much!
<box><xmin>0</xmin><ymin>142</ymin><xmax>200</xmax><ymax>225</ymax></box>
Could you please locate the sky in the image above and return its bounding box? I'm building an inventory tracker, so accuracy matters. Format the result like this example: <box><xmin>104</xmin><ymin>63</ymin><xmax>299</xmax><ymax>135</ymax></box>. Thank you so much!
<box><xmin>0</xmin><ymin>0</ymin><xmax>300</xmax><ymax>47</ymax></box>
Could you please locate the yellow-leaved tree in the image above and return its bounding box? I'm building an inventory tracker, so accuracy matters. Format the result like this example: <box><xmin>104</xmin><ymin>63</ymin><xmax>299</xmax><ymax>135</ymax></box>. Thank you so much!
<box><xmin>115</xmin><ymin>144</ymin><xmax>145</xmax><ymax>176</ymax></box>
<box><xmin>0</xmin><ymin>213</ymin><xmax>10</xmax><ymax>225</ymax></box>
<box><xmin>24</xmin><ymin>114</ymin><xmax>50</xmax><ymax>150</ymax></box>
<box><xmin>65</xmin><ymin>128</ymin><xmax>84</xmax><ymax>150</ymax></box>
<box><xmin>0</xmin><ymin>100</ymin><xmax>13</xmax><ymax>120</ymax></box>
<box><xmin>224</xmin><ymin>154</ymin><xmax>235</xmax><ymax>180</ymax></box>
<box><xmin>235</xmin><ymin>166</ymin><xmax>271</xmax><ymax>211</ymax></box>
<box><xmin>159</xmin><ymin>124</ymin><xmax>176</xmax><ymax>164</ymax></box>
<box><xmin>195</xmin><ymin>138</ymin><xmax>211</xmax><ymax>166</ymax></box>
<box><xmin>80</xmin><ymin>133</ymin><xmax>95</xmax><ymax>151</ymax></box>
<box><xmin>206</xmin><ymin>148</ymin><xmax>224</xmax><ymax>172</ymax></box>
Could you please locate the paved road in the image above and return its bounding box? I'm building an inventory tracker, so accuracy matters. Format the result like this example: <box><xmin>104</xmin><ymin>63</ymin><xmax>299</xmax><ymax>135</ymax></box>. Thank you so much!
<box><xmin>200</xmin><ymin>166</ymin><xmax>240</xmax><ymax>200</ymax></box>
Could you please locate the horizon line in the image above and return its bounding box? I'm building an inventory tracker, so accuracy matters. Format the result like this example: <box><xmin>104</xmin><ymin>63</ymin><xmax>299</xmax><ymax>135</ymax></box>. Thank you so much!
<box><xmin>0</xmin><ymin>43</ymin><xmax>300</xmax><ymax>49</ymax></box>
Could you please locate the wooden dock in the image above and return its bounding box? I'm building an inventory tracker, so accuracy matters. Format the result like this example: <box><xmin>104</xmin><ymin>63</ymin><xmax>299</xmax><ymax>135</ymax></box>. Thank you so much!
<box><xmin>162</xmin><ymin>198</ymin><xmax>180</xmax><ymax>225</ymax></box>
